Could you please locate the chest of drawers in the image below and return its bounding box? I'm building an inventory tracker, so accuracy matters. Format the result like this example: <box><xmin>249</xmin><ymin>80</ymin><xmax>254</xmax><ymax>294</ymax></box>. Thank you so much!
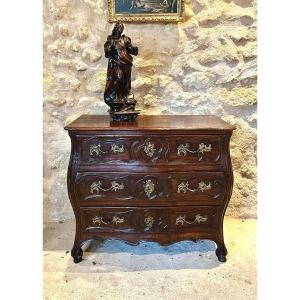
<box><xmin>65</xmin><ymin>115</ymin><xmax>235</xmax><ymax>263</ymax></box>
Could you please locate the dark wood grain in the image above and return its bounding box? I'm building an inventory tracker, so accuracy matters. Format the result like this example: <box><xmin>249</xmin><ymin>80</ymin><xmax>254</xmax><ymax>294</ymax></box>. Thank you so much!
<box><xmin>65</xmin><ymin>115</ymin><xmax>236</xmax><ymax>131</ymax></box>
<box><xmin>65</xmin><ymin>114</ymin><xmax>235</xmax><ymax>264</ymax></box>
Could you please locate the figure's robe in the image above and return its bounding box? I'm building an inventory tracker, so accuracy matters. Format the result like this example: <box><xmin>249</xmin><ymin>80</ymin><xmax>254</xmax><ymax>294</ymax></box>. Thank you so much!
<box><xmin>104</xmin><ymin>34</ymin><xmax>138</xmax><ymax>110</ymax></box>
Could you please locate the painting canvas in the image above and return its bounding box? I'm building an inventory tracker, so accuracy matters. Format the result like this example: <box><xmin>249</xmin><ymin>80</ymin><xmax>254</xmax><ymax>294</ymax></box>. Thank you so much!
<box><xmin>108</xmin><ymin>0</ymin><xmax>184</xmax><ymax>22</ymax></box>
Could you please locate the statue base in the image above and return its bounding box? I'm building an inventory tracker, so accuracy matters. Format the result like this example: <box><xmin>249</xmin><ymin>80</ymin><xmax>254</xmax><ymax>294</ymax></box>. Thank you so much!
<box><xmin>110</xmin><ymin>110</ymin><xmax>140</xmax><ymax>122</ymax></box>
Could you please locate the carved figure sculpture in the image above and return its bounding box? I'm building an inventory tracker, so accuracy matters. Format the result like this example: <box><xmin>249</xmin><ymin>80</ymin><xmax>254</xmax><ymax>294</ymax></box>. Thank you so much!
<box><xmin>104</xmin><ymin>22</ymin><xmax>139</xmax><ymax>121</ymax></box>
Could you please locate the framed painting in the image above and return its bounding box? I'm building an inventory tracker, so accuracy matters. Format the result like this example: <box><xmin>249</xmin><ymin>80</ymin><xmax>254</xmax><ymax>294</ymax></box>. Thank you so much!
<box><xmin>108</xmin><ymin>0</ymin><xmax>184</xmax><ymax>23</ymax></box>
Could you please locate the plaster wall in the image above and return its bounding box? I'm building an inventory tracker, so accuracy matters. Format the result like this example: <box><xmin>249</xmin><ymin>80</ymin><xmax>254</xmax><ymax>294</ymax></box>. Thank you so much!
<box><xmin>43</xmin><ymin>0</ymin><xmax>257</xmax><ymax>222</ymax></box>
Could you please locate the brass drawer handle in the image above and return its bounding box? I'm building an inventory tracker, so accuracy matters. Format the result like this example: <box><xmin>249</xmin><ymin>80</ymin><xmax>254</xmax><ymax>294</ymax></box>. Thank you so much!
<box><xmin>92</xmin><ymin>215</ymin><xmax>125</xmax><ymax>225</ymax></box>
<box><xmin>143</xmin><ymin>140</ymin><xmax>156</xmax><ymax>157</ymax></box>
<box><xmin>144</xmin><ymin>179</ymin><xmax>155</xmax><ymax>198</ymax></box>
<box><xmin>90</xmin><ymin>180</ymin><xmax>124</xmax><ymax>194</ymax></box>
<box><xmin>176</xmin><ymin>214</ymin><xmax>208</xmax><ymax>225</ymax></box>
<box><xmin>111</xmin><ymin>143</ymin><xmax>125</xmax><ymax>153</ymax></box>
<box><xmin>144</xmin><ymin>216</ymin><xmax>154</xmax><ymax>229</ymax></box>
<box><xmin>90</xmin><ymin>143</ymin><xmax>125</xmax><ymax>156</ymax></box>
<box><xmin>90</xmin><ymin>144</ymin><xmax>107</xmax><ymax>156</ymax></box>
<box><xmin>177</xmin><ymin>143</ymin><xmax>212</xmax><ymax>160</ymax></box>
<box><xmin>177</xmin><ymin>181</ymin><xmax>211</xmax><ymax>193</ymax></box>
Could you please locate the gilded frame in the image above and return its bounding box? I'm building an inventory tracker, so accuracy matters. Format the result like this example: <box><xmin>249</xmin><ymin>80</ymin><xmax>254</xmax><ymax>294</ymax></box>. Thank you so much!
<box><xmin>108</xmin><ymin>0</ymin><xmax>184</xmax><ymax>23</ymax></box>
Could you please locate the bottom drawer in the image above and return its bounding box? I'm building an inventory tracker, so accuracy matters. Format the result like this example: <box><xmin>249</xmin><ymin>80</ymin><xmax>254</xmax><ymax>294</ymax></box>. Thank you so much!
<box><xmin>80</xmin><ymin>206</ymin><xmax>221</xmax><ymax>234</ymax></box>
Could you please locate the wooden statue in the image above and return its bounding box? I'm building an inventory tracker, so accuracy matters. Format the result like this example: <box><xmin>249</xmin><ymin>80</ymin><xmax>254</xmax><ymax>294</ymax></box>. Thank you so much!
<box><xmin>104</xmin><ymin>22</ymin><xmax>139</xmax><ymax>121</ymax></box>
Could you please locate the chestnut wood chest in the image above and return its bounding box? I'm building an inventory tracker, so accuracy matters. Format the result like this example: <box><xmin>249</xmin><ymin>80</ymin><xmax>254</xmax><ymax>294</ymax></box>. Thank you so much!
<box><xmin>65</xmin><ymin>115</ymin><xmax>235</xmax><ymax>263</ymax></box>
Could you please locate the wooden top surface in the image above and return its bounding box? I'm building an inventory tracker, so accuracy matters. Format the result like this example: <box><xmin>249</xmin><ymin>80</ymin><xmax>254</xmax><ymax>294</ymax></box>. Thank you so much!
<box><xmin>64</xmin><ymin>115</ymin><xmax>235</xmax><ymax>131</ymax></box>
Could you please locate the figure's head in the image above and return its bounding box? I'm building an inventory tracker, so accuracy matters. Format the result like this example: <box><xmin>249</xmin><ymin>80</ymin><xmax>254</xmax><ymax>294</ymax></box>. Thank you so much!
<box><xmin>112</xmin><ymin>22</ymin><xmax>124</xmax><ymax>37</ymax></box>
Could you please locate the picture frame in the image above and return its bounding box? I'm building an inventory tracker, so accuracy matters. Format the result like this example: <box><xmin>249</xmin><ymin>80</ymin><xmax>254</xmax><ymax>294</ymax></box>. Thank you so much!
<box><xmin>108</xmin><ymin>0</ymin><xmax>184</xmax><ymax>23</ymax></box>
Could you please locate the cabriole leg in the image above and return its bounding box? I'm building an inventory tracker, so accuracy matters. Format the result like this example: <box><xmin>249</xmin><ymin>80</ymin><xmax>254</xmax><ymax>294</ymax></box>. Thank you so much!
<box><xmin>215</xmin><ymin>242</ymin><xmax>228</xmax><ymax>263</ymax></box>
<box><xmin>71</xmin><ymin>241</ymin><xmax>83</xmax><ymax>263</ymax></box>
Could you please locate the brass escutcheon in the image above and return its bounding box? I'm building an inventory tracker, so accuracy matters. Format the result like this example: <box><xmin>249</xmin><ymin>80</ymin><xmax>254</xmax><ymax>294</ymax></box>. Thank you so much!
<box><xmin>144</xmin><ymin>179</ymin><xmax>155</xmax><ymax>198</ymax></box>
<box><xmin>144</xmin><ymin>216</ymin><xmax>154</xmax><ymax>228</ymax></box>
<box><xmin>143</xmin><ymin>140</ymin><xmax>156</xmax><ymax>157</ymax></box>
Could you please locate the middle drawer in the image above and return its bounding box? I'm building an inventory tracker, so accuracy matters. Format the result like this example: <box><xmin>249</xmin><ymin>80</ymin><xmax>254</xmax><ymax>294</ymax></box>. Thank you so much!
<box><xmin>75</xmin><ymin>171</ymin><xmax>227</xmax><ymax>206</ymax></box>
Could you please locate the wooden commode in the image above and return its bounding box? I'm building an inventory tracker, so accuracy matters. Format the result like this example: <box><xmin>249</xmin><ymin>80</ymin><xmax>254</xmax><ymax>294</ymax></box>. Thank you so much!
<box><xmin>64</xmin><ymin>115</ymin><xmax>235</xmax><ymax>263</ymax></box>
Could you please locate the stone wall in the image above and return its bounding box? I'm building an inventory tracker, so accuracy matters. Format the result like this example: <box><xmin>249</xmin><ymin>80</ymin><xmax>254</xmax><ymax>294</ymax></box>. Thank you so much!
<box><xmin>43</xmin><ymin>0</ymin><xmax>257</xmax><ymax>222</ymax></box>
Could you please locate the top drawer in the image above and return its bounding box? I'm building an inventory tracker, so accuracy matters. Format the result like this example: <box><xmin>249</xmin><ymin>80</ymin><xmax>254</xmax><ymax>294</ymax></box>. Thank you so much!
<box><xmin>77</xmin><ymin>135</ymin><xmax>225</xmax><ymax>166</ymax></box>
